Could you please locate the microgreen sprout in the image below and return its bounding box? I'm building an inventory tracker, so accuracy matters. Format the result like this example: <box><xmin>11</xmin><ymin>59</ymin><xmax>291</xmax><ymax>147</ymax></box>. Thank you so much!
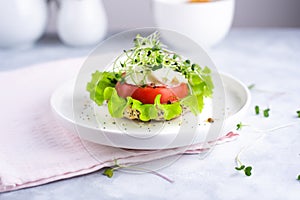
<box><xmin>263</xmin><ymin>108</ymin><xmax>270</xmax><ymax>118</ymax></box>
<box><xmin>236</xmin><ymin>122</ymin><xmax>247</xmax><ymax>130</ymax></box>
<box><xmin>254</xmin><ymin>106</ymin><xmax>270</xmax><ymax>117</ymax></box>
<box><xmin>234</xmin><ymin>139</ymin><xmax>255</xmax><ymax>177</ymax></box>
<box><xmin>103</xmin><ymin>168</ymin><xmax>114</xmax><ymax>178</ymax></box>
<box><xmin>296</xmin><ymin>110</ymin><xmax>300</xmax><ymax>118</ymax></box>
<box><xmin>234</xmin><ymin>165</ymin><xmax>253</xmax><ymax>176</ymax></box>
<box><xmin>244</xmin><ymin>166</ymin><xmax>253</xmax><ymax>176</ymax></box>
<box><xmin>255</xmin><ymin>105</ymin><xmax>260</xmax><ymax>115</ymax></box>
<box><xmin>235</xmin><ymin>157</ymin><xmax>252</xmax><ymax>176</ymax></box>
<box><xmin>112</xmin><ymin>32</ymin><xmax>213</xmax><ymax>91</ymax></box>
<box><xmin>235</xmin><ymin>165</ymin><xmax>245</xmax><ymax>171</ymax></box>
<box><xmin>248</xmin><ymin>84</ymin><xmax>255</xmax><ymax>90</ymax></box>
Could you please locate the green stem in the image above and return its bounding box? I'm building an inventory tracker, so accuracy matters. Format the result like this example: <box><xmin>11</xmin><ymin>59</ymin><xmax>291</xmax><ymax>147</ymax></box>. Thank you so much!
<box><xmin>113</xmin><ymin>163</ymin><xmax>174</xmax><ymax>183</ymax></box>
<box><xmin>251</xmin><ymin>122</ymin><xmax>298</xmax><ymax>133</ymax></box>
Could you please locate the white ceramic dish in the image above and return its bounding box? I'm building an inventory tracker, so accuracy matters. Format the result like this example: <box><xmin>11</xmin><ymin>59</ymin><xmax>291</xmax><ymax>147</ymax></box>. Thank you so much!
<box><xmin>152</xmin><ymin>0</ymin><xmax>235</xmax><ymax>48</ymax></box>
<box><xmin>51</xmin><ymin>73</ymin><xmax>250</xmax><ymax>150</ymax></box>
<box><xmin>0</xmin><ymin>0</ymin><xmax>47</xmax><ymax>48</ymax></box>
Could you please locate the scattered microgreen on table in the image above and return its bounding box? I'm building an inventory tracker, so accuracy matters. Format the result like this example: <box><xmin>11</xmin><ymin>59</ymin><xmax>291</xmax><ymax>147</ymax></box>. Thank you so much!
<box><xmin>235</xmin><ymin>154</ymin><xmax>253</xmax><ymax>177</ymax></box>
<box><xmin>236</xmin><ymin>122</ymin><xmax>247</xmax><ymax>131</ymax></box>
<box><xmin>235</xmin><ymin>165</ymin><xmax>253</xmax><ymax>176</ymax></box>
<box><xmin>255</xmin><ymin>105</ymin><xmax>260</xmax><ymax>115</ymax></box>
<box><xmin>248</xmin><ymin>84</ymin><xmax>255</xmax><ymax>90</ymax></box>
<box><xmin>297</xmin><ymin>110</ymin><xmax>300</xmax><ymax>118</ymax></box>
<box><xmin>263</xmin><ymin>108</ymin><xmax>270</xmax><ymax>118</ymax></box>
<box><xmin>235</xmin><ymin>84</ymin><xmax>300</xmax><ymax>180</ymax></box>
<box><xmin>254</xmin><ymin>105</ymin><xmax>270</xmax><ymax>117</ymax></box>
<box><xmin>103</xmin><ymin>168</ymin><xmax>114</xmax><ymax>178</ymax></box>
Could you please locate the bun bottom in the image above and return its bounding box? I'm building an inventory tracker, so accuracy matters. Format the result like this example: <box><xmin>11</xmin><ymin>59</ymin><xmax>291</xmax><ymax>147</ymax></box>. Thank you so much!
<box><xmin>122</xmin><ymin>105</ymin><xmax>187</xmax><ymax>121</ymax></box>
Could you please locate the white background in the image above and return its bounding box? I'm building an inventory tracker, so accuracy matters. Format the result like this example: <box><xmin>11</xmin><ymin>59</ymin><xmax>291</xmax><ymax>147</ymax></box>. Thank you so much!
<box><xmin>47</xmin><ymin>0</ymin><xmax>300</xmax><ymax>34</ymax></box>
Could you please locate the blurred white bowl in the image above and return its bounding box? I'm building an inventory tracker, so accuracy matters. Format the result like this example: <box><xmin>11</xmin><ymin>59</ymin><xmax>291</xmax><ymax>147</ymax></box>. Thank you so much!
<box><xmin>153</xmin><ymin>0</ymin><xmax>235</xmax><ymax>48</ymax></box>
<box><xmin>0</xmin><ymin>0</ymin><xmax>47</xmax><ymax>49</ymax></box>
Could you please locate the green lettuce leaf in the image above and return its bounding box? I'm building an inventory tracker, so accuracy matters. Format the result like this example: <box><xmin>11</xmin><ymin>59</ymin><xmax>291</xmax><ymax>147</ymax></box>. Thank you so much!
<box><xmin>187</xmin><ymin>66</ymin><xmax>213</xmax><ymax>113</ymax></box>
<box><xmin>103</xmin><ymin>88</ymin><xmax>159</xmax><ymax>121</ymax></box>
<box><xmin>86</xmin><ymin>71</ymin><xmax>120</xmax><ymax>106</ymax></box>
<box><xmin>128</xmin><ymin>97</ymin><xmax>158</xmax><ymax>121</ymax></box>
<box><xmin>180</xmin><ymin>95</ymin><xmax>199</xmax><ymax>115</ymax></box>
<box><xmin>189</xmin><ymin>72</ymin><xmax>212</xmax><ymax>96</ymax></box>
<box><xmin>103</xmin><ymin>87</ymin><xmax>114</xmax><ymax>100</ymax></box>
<box><xmin>107</xmin><ymin>88</ymin><xmax>127</xmax><ymax>118</ymax></box>
<box><xmin>98</xmin><ymin>87</ymin><xmax>182</xmax><ymax>121</ymax></box>
<box><xmin>154</xmin><ymin>95</ymin><xmax>182</xmax><ymax>120</ymax></box>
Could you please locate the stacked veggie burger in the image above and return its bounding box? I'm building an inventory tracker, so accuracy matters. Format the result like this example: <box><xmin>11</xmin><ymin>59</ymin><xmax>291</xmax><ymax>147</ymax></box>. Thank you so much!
<box><xmin>87</xmin><ymin>32</ymin><xmax>213</xmax><ymax>121</ymax></box>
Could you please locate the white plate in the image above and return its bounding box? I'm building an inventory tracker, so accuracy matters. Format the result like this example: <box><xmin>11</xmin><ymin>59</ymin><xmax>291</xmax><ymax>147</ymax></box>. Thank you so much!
<box><xmin>51</xmin><ymin>73</ymin><xmax>250</xmax><ymax>150</ymax></box>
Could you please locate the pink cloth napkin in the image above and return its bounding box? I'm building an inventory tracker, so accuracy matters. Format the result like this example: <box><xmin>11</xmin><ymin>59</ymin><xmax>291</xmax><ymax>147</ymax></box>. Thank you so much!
<box><xmin>0</xmin><ymin>58</ymin><xmax>238</xmax><ymax>192</ymax></box>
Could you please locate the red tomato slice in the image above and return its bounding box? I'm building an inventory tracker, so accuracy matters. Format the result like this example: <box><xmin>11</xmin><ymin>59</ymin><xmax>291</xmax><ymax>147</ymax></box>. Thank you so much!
<box><xmin>115</xmin><ymin>82</ymin><xmax>189</xmax><ymax>104</ymax></box>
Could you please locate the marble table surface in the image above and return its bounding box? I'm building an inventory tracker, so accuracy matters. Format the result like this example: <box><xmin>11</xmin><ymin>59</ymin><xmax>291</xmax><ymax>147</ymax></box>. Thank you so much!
<box><xmin>1</xmin><ymin>29</ymin><xmax>300</xmax><ymax>199</ymax></box>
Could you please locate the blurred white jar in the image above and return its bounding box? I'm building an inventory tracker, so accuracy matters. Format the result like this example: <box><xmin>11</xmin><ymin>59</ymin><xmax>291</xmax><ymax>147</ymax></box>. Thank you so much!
<box><xmin>153</xmin><ymin>0</ymin><xmax>235</xmax><ymax>48</ymax></box>
<box><xmin>0</xmin><ymin>0</ymin><xmax>48</xmax><ymax>48</ymax></box>
<box><xmin>57</xmin><ymin>0</ymin><xmax>107</xmax><ymax>46</ymax></box>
